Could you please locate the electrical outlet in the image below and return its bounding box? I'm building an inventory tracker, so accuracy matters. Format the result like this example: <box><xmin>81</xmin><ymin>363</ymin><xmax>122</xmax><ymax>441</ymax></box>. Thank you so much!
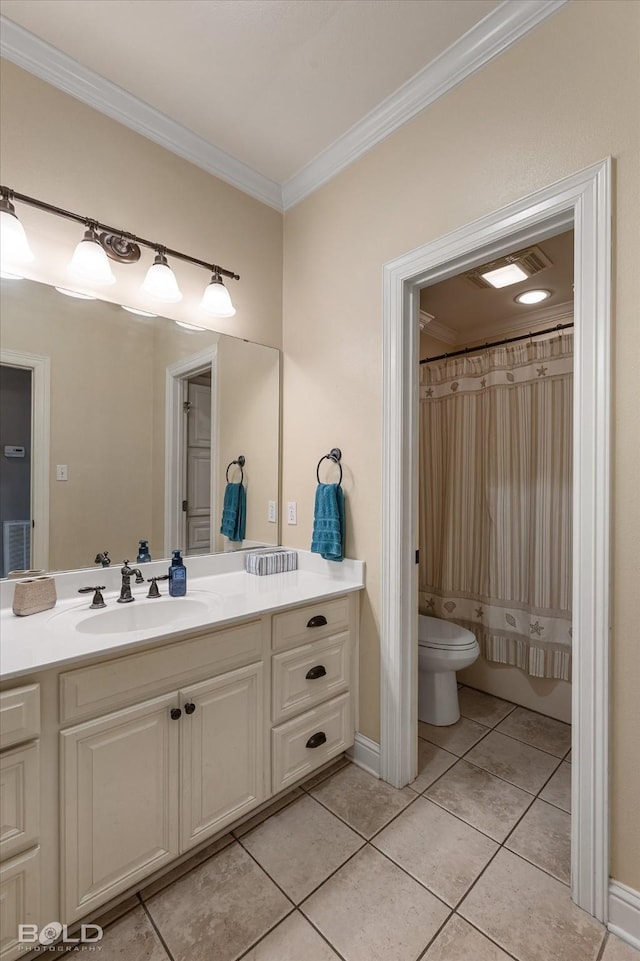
<box><xmin>56</xmin><ymin>464</ymin><xmax>68</xmax><ymax>481</ymax></box>
<box><xmin>268</xmin><ymin>500</ymin><xmax>277</xmax><ymax>523</ymax></box>
<box><xmin>287</xmin><ymin>501</ymin><xmax>297</xmax><ymax>525</ymax></box>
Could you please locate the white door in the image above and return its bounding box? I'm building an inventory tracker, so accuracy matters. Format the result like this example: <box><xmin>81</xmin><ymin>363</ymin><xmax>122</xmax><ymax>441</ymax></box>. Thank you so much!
<box><xmin>180</xmin><ymin>662</ymin><xmax>264</xmax><ymax>850</ymax></box>
<box><xmin>60</xmin><ymin>693</ymin><xmax>180</xmax><ymax>922</ymax></box>
<box><xmin>185</xmin><ymin>379</ymin><xmax>211</xmax><ymax>554</ymax></box>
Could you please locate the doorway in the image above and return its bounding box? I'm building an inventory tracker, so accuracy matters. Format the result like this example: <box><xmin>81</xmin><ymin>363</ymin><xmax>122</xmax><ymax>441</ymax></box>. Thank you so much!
<box><xmin>380</xmin><ymin>160</ymin><xmax>611</xmax><ymax>921</ymax></box>
<box><xmin>0</xmin><ymin>365</ymin><xmax>32</xmax><ymax>576</ymax></box>
<box><xmin>184</xmin><ymin>371</ymin><xmax>212</xmax><ymax>554</ymax></box>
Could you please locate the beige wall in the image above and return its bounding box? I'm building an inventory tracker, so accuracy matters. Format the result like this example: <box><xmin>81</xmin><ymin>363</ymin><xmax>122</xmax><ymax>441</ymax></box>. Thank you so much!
<box><xmin>282</xmin><ymin>0</ymin><xmax>640</xmax><ymax>889</ymax></box>
<box><xmin>0</xmin><ymin>60</ymin><xmax>283</xmax><ymax>349</ymax></box>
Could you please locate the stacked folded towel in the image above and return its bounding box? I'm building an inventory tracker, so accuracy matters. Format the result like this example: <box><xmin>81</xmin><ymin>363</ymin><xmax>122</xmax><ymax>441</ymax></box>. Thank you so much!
<box><xmin>220</xmin><ymin>482</ymin><xmax>246</xmax><ymax>542</ymax></box>
<box><xmin>310</xmin><ymin>483</ymin><xmax>345</xmax><ymax>562</ymax></box>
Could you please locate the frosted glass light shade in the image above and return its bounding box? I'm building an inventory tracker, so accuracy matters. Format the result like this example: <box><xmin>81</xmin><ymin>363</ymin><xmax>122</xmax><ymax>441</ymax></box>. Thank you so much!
<box><xmin>69</xmin><ymin>230</ymin><xmax>116</xmax><ymax>285</ymax></box>
<box><xmin>142</xmin><ymin>254</ymin><xmax>182</xmax><ymax>302</ymax></box>
<box><xmin>200</xmin><ymin>275</ymin><xmax>236</xmax><ymax>317</ymax></box>
<box><xmin>0</xmin><ymin>202</ymin><xmax>34</xmax><ymax>264</ymax></box>
<box><xmin>481</xmin><ymin>263</ymin><xmax>528</xmax><ymax>288</ymax></box>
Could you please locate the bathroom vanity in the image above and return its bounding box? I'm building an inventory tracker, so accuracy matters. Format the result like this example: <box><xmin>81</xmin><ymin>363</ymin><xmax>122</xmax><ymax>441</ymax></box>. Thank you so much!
<box><xmin>0</xmin><ymin>553</ymin><xmax>364</xmax><ymax>959</ymax></box>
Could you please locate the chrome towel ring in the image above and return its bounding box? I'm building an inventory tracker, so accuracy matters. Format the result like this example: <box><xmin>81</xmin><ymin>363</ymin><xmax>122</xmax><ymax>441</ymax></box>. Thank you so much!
<box><xmin>316</xmin><ymin>448</ymin><xmax>342</xmax><ymax>486</ymax></box>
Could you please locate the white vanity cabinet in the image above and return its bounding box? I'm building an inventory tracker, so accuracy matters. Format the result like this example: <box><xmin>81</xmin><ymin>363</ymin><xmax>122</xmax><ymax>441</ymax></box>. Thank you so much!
<box><xmin>0</xmin><ymin>685</ymin><xmax>41</xmax><ymax>961</ymax></box>
<box><xmin>59</xmin><ymin>623</ymin><xmax>267</xmax><ymax>922</ymax></box>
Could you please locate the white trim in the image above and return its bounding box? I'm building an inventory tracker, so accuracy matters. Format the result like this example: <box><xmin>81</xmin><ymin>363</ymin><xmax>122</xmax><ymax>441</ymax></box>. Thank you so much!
<box><xmin>347</xmin><ymin>733</ymin><xmax>380</xmax><ymax>778</ymax></box>
<box><xmin>381</xmin><ymin>159</ymin><xmax>611</xmax><ymax>922</ymax></box>
<box><xmin>164</xmin><ymin>346</ymin><xmax>218</xmax><ymax>558</ymax></box>
<box><xmin>420</xmin><ymin>312</ymin><xmax>458</xmax><ymax>345</ymax></box>
<box><xmin>0</xmin><ymin>348</ymin><xmax>50</xmax><ymax>572</ymax></box>
<box><xmin>608</xmin><ymin>881</ymin><xmax>640</xmax><ymax>950</ymax></box>
<box><xmin>282</xmin><ymin>0</ymin><xmax>567</xmax><ymax>208</ymax></box>
<box><xmin>0</xmin><ymin>17</ymin><xmax>282</xmax><ymax>212</ymax></box>
<box><xmin>1</xmin><ymin>4</ymin><xmax>566</xmax><ymax>213</ymax></box>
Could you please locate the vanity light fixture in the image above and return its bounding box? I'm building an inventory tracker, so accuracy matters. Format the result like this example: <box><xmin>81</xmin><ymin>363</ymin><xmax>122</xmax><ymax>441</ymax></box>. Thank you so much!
<box><xmin>54</xmin><ymin>286</ymin><xmax>97</xmax><ymax>300</ymax></box>
<box><xmin>515</xmin><ymin>289</ymin><xmax>552</xmax><ymax>305</ymax></box>
<box><xmin>69</xmin><ymin>226</ymin><xmax>116</xmax><ymax>286</ymax></box>
<box><xmin>200</xmin><ymin>268</ymin><xmax>236</xmax><ymax>317</ymax></box>
<box><xmin>175</xmin><ymin>320</ymin><xmax>207</xmax><ymax>331</ymax></box>
<box><xmin>0</xmin><ymin>191</ymin><xmax>34</xmax><ymax>265</ymax></box>
<box><xmin>142</xmin><ymin>250</ymin><xmax>183</xmax><ymax>303</ymax></box>
<box><xmin>0</xmin><ymin>185</ymin><xmax>239</xmax><ymax>317</ymax></box>
<box><xmin>121</xmin><ymin>305</ymin><xmax>158</xmax><ymax>317</ymax></box>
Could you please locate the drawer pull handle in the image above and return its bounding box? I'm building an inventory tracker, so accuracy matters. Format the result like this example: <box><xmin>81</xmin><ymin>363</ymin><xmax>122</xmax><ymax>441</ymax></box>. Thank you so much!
<box><xmin>184</xmin><ymin>702</ymin><xmax>196</xmax><ymax>715</ymax></box>
<box><xmin>305</xmin><ymin>665</ymin><xmax>327</xmax><ymax>680</ymax></box>
<box><xmin>306</xmin><ymin>731</ymin><xmax>327</xmax><ymax>749</ymax></box>
<box><xmin>307</xmin><ymin>615</ymin><xmax>328</xmax><ymax>628</ymax></box>
<box><xmin>170</xmin><ymin>707</ymin><xmax>182</xmax><ymax>721</ymax></box>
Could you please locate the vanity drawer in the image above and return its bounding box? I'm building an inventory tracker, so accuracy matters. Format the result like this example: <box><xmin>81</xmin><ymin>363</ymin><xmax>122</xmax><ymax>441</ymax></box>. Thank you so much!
<box><xmin>0</xmin><ymin>846</ymin><xmax>40</xmax><ymax>961</ymax></box>
<box><xmin>0</xmin><ymin>742</ymin><xmax>39</xmax><ymax>861</ymax></box>
<box><xmin>272</xmin><ymin>595</ymin><xmax>351</xmax><ymax>652</ymax></box>
<box><xmin>0</xmin><ymin>686</ymin><xmax>40</xmax><ymax>751</ymax></box>
<box><xmin>272</xmin><ymin>692</ymin><xmax>352</xmax><ymax>793</ymax></box>
<box><xmin>272</xmin><ymin>632</ymin><xmax>351</xmax><ymax>723</ymax></box>
<box><xmin>60</xmin><ymin>620</ymin><xmax>265</xmax><ymax>723</ymax></box>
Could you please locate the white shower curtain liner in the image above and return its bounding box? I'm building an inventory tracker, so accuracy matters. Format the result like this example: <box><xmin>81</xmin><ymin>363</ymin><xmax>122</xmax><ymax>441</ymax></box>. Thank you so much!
<box><xmin>419</xmin><ymin>332</ymin><xmax>573</xmax><ymax>681</ymax></box>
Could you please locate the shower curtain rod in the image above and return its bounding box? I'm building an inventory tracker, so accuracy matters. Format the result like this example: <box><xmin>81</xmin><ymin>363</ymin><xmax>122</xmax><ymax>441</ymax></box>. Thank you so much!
<box><xmin>420</xmin><ymin>321</ymin><xmax>574</xmax><ymax>365</ymax></box>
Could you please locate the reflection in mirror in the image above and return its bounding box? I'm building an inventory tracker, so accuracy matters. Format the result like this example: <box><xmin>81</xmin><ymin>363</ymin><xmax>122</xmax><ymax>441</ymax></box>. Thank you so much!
<box><xmin>0</xmin><ymin>277</ymin><xmax>280</xmax><ymax>576</ymax></box>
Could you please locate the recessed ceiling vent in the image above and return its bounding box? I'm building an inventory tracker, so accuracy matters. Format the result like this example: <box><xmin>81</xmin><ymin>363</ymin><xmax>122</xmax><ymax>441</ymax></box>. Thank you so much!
<box><xmin>466</xmin><ymin>245</ymin><xmax>553</xmax><ymax>289</ymax></box>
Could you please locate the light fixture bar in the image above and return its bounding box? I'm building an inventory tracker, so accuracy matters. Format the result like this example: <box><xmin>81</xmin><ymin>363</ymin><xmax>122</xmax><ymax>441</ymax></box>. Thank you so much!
<box><xmin>0</xmin><ymin>186</ymin><xmax>240</xmax><ymax>282</ymax></box>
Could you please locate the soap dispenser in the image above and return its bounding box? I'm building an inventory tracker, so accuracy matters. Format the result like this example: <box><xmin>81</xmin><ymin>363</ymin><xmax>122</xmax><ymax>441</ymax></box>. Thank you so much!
<box><xmin>137</xmin><ymin>540</ymin><xmax>152</xmax><ymax>563</ymax></box>
<box><xmin>168</xmin><ymin>549</ymin><xmax>187</xmax><ymax>597</ymax></box>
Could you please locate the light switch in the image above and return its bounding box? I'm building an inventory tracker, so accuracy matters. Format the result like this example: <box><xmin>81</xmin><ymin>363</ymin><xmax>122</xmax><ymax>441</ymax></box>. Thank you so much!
<box><xmin>56</xmin><ymin>464</ymin><xmax>68</xmax><ymax>481</ymax></box>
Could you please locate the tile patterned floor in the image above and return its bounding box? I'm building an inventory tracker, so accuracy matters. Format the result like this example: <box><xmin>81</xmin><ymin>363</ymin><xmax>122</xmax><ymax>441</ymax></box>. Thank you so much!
<box><xmin>73</xmin><ymin>687</ymin><xmax>639</xmax><ymax>961</ymax></box>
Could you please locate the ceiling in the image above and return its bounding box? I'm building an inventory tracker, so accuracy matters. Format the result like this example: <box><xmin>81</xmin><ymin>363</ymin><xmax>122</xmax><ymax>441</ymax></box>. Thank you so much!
<box><xmin>0</xmin><ymin>1</ymin><xmax>566</xmax><ymax>209</ymax></box>
<box><xmin>420</xmin><ymin>229</ymin><xmax>574</xmax><ymax>346</ymax></box>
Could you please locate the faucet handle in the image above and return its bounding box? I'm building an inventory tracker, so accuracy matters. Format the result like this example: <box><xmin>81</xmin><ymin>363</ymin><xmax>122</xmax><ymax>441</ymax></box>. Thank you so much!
<box><xmin>147</xmin><ymin>575</ymin><xmax>169</xmax><ymax>598</ymax></box>
<box><xmin>79</xmin><ymin>586</ymin><xmax>107</xmax><ymax>609</ymax></box>
<box><xmin>94</xmin><ymin>551</ymin><xmax>110</xmax><ymax>567</ymax></box>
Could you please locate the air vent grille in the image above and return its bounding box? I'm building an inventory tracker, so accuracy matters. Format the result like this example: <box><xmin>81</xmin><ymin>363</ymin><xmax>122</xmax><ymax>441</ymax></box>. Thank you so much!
<box><xmin>466</xmin><ymin>245</ymin><xmax>553</xmax><ymax>289</ymax></box>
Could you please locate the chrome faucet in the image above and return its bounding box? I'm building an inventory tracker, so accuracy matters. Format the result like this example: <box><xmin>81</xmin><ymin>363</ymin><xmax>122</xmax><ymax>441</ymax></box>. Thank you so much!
<box><xmin>118</xmin><ymin>560</ymin><xmax>145</xmax><ymax>603</ymax></box>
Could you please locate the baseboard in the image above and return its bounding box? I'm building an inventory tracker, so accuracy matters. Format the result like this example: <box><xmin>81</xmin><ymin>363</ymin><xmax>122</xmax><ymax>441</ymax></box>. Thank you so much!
<box><xmin>347</xmin><ymin>733</ymin><xmax>380</xmax><ymax>777</ymax></box>
<box><xmin>608</xmin><ymin>880</ymin><xmax>640</xmax><ymax>950</ymax></box>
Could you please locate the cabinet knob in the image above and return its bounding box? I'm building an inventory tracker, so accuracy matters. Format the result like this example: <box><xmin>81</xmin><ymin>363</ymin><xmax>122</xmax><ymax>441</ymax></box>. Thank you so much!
<box><xmin>184</xmin><ymin>702</ymin><xmax>196</xmax><ymax>715</ymax></box>
<box><xmin>170</xmin><ymin>707</ymin><xmax>182</xmax><ymax>720</ymax></box>
<box><xmin>305</xmin><ymin>731</ymin><xmax>327</xmax><ymax>749</ymax></box>
<box><xmin>306</xmin><ymin>614</ymin><xmax>328</xmax><ymax>628</ymax></box>
<box><xmin>305</xmin><ymin>665</ymin><xmax>327</xmax><ymax>681</ymax></box>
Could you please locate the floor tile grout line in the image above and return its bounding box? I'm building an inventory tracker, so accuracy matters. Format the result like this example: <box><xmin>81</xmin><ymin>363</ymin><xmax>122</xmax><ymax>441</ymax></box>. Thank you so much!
<box><xmin>451</xmin><ymin>911</ymin><xmax>527</xmax><ymax>961</ymax></box>
<box><xmin>595</xmin><ymin>931</ymin><xmax>610</xmax><ymax>961</ymax></box>
<box><xmin>461</xmin><ymin>685</ymin><xmax>572</xmax><ymax>729</ymax></box>
<box><xmin>137</xmin><ymin>835</ymin><xmax>235</xmax><ymax>904</ymax></box>
<box><xmin>235</xmin><ymin>834</ymin><xmax>300</xmax><ymax>907</ymax></box>
<box><xmin>366</xmin><ymin>838</ymin><xmax>459</xmax><ymax>911</ymax></box>
<box><xmin>418</xmin><ymin>786</ymin><xmax>536</xmax><ymax>846</ymax></box>
<box><xmin>501</xmin><ymin>846</ymin><xmax>573</xmax><ymax>889</ymax></box>
<box><xmin>414</xmin><ymin>907</ymin><xmax>456</xmax><ymax>961</ymax></box>
<box><xmin>418</xmin><ymin>749</ymin><xmax>542</xmax><ymax>802</ymax></box>
<box><xmin>307</xmin><ymin>776</ymin><xmax>421</xmax><ymax>842</ymax></box>
<box><xmin>139</xmin><ymin>896</ymin><xmax>177</xmax><ymax>961</ymax></box>
<box><xmin>489</xmin><ymin>724</ymin><xmax>572</xmax><ymax>759</ymax></box>
<box><xmin>295</xmin><ymin>908</ymin><xmax>351</xmax><ymax>961</ymax></box>
<box><xmin>232</xmin><ymin>788</ymin><xmax>306</xmax><ymax>840</ymax></box>
<box><xmin>232</xmin><ymin>905</ymin><xmax>298</xmax><ymax>961</ymax></box>
<box><xmin>421</xmin><ymin>721</ymin><xmax>571</xmax><ymax>763</ymax></box>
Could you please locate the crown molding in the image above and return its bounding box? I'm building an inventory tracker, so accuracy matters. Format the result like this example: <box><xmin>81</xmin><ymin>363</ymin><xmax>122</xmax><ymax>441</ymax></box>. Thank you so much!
<box><xmin>419</xmin><ymin>312</ymin><xmax>458</xmax><ymax>345</ymax></box>
<box><xmin>0</xmin><ymin>16</ymin><xmax>284</xmax><ymax>212</ymax></box>
<box><xmin>282</xmin><ymin>0</ymin><xmax>567</xmax><ymax>209</ymax></box>
<box><xmin>1</xmin><ymin>1</ymin><xmax>566</xmax><ymax>214</ymax></box>
<box><xmin>471</xmin><ymin>299</ymin><xmax>574</xmax><ymax>340</ymax></box>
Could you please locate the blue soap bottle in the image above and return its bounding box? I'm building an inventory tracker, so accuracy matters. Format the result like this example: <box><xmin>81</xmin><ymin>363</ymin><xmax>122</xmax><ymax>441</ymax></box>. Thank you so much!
<box><xmin>168</xmin><ymin>549</ymin><xmax>187</xmax><ymax>597</ymax></box>
<box><xmin>137</xmin><ymin>539</ymin><xmax>151</xmax><ymax>563</ymax></box>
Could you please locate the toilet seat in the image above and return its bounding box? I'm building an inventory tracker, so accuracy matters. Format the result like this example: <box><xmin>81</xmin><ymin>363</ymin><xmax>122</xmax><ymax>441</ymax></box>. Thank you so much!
<box><xmin>418</xmin><ymin>637</ymin><xmax>478</xmax><ymax>652</ymax></box>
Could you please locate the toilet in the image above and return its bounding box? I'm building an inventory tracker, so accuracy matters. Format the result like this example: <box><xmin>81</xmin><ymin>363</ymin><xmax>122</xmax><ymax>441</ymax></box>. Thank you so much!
<box><xmin>418</xmin><ymin>615</ymin><xmax>480</xmax><ymax>726</ymax></box>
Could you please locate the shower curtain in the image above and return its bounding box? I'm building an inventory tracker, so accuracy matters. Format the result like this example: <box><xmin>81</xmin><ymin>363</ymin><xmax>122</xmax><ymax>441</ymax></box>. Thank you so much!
<box><xmin>419</xmin><ymin>332</ymin><xmax>573</xmax><ymax>680</ymax></box>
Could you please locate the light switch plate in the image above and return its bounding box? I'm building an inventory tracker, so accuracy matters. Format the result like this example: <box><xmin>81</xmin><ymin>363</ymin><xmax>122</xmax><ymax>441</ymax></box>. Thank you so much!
<box><xmin>56</xmin><ymin>464</ymin><xmax>68</xmax><ymax>481</ymax></box>
<box><xmin>268</xmin><ymin>500</ymin><xmax>277</xmax><ymax>523</ymax></box>
<box><xmin>287</xmin><ymin>501</ymin><xmax>297</xmax><ymax>525</ymax></box>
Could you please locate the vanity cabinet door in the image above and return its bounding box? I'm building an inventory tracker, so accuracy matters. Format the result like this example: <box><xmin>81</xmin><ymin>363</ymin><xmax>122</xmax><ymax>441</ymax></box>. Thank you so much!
<box><xmin>60</xmin><ymin>693</ymin><xmax>180</xmax><ymax>923</ymax></box>
<box><xmin>180</xmin><ymin>662</ymin><xmax>264</xmax><ymax>850</ymax></box>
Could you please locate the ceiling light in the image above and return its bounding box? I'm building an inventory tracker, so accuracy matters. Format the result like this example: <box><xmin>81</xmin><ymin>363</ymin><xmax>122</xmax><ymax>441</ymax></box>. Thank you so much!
<box><xmin>515</xmin><ymin>289</ymin><xmax>552</xmax><ymax>305</ymax></box>
<box><xmin>200</xmin><ymin>270</ymin><xmax>236</xmax><ymax>317</ymax></box>
<box><xmin>0</xmin><ymin>194</ymin><xmax>34</xmax><ymax>264</ymax></box>
<box><xmin>121</xmin><ymin>305</ymin><xmax>157</xmax><ymax>317</ymax></box>
<box><xmin>69</xmin><ymin>227</ymin><xmax>116</xmax><ymax>285</ymax></box>
<box><xmin>142</xmin><ymin>251</ymin><xmax>183</xmax><ymax>302</ymax></box>
<box><xmin>0</xmin><ymin>269</ymin><xmax>24</xmax><ymax>280</ymax></box>
<box><xmin>55</xmin><ymin>286</ymin><xmax>97</xmax><ymax>300</ymax></box>
<box><xmin>175</xmin><ymin>320</ymin><xmax>207</xmax><ymax>331</ymax></box>
<box><xmin>480</xmin><ymin>263</ymin><xmax>529</xmax><ymax>288</ymax></box>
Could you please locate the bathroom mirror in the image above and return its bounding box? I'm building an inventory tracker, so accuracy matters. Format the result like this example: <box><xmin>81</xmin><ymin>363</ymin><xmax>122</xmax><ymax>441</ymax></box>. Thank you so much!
<box><xmin>0</xmin><ymin>276</ymin><xmax>280</xmax><ymax>576</ymax></box>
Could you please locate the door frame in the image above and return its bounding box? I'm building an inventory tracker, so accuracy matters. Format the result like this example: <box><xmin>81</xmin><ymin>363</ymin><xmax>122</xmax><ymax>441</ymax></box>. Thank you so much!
<box><xmin>164</xmin><ymin>345</ymin><xmax>218</xmax><ymax>557</ymax></box>
<box><xmin>0</xmin><ymin>348</ymin><xmax>50</xmax><ymax>571</ymax></box>
<box><xmin>380</xmin><ymin>158</ymin><xmax>611</xmax><ymax>920</ymax></box>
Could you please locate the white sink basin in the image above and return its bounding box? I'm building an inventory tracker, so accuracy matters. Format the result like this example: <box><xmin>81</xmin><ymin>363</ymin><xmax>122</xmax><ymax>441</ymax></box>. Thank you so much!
<box><xmin>69</xmin><ymin>598</ymin><xmax>212</xmax><ymax>636</ymax></box>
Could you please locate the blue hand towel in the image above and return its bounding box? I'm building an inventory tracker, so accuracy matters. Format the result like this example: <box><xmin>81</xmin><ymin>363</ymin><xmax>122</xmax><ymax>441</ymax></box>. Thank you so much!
<box><xmin>311</xmin><ymin>483</ymin><xmax>345</xmax><ymax>562</ymax></box>
<box><xmin>220</xmin><ymin>482</ymin><xmax>246</xmax><ymax>542</ymax></box>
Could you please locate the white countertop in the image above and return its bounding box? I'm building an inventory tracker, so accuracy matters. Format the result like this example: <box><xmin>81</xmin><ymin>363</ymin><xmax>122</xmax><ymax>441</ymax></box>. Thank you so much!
<box><xmin>0</xmin><ymin>552</ymin><xmax>365</xmax><ymax>681</ymax></box>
